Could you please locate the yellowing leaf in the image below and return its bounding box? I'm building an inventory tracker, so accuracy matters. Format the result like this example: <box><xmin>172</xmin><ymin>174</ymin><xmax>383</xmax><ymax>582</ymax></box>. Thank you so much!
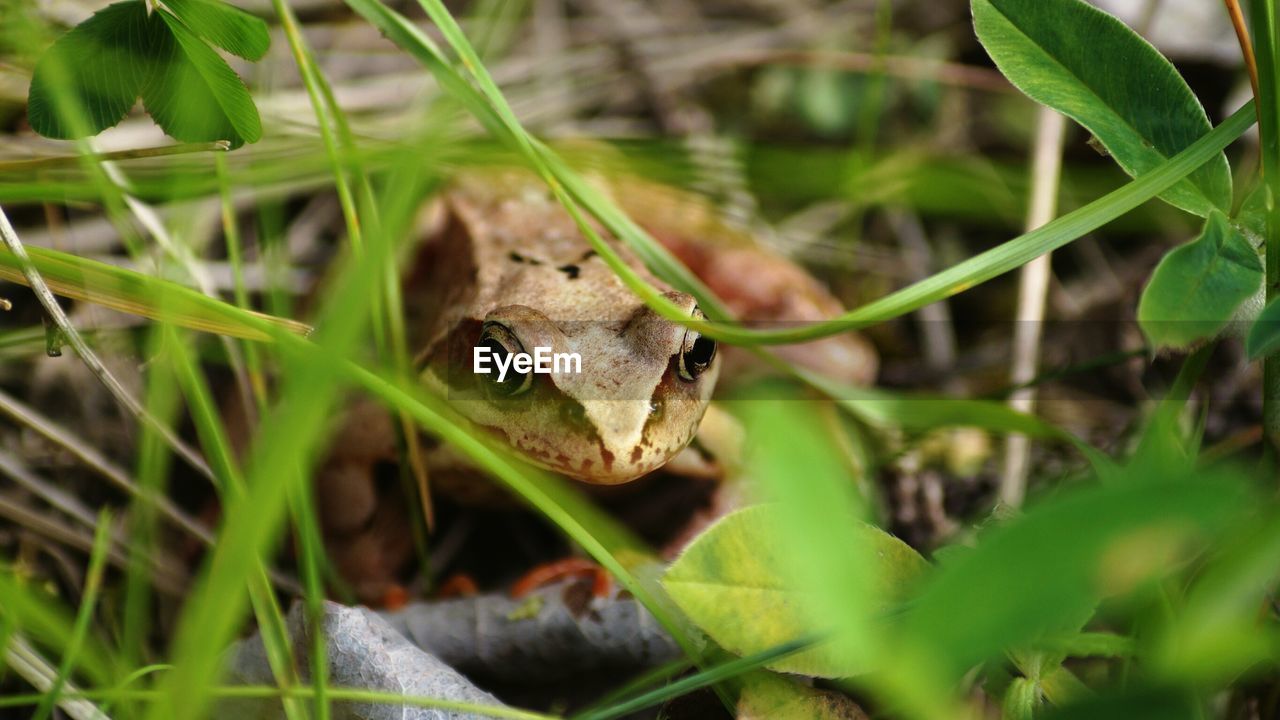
<box><xmin>737</xmin><ymin>672</ymin><xmax>869</xmax><ymax>720</ymax></box>
<box><xmin>662</xmin><ymin>505</ymin><xmax>927</xmax><ymax>678</ymax></box>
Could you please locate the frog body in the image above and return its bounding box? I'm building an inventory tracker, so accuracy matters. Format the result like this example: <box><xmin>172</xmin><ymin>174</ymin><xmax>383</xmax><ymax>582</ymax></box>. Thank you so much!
<box><xmin>316</xmin><ymin>168</ymin><xmax>876</xmax><ymax>600</ymax></box>
<box><xmin>405</xmin><ymin>171</ymin><xmax>720</xmax><ymax>484</ymax></box>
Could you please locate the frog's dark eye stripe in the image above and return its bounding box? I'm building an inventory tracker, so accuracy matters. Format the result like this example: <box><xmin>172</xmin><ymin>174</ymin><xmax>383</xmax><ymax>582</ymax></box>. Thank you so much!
<box><xmin>677</xmin><ymin>307</ymin><xmax>717</xmax><ymax>382</ymax></box>
<box><xmin>478</xmin><ymin>321</ymin><xmax>533</xmax><ymax>396</ymax></box>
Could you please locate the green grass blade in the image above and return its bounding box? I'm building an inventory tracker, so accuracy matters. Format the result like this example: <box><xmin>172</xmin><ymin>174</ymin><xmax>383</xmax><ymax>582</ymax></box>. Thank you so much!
<box><xmin>0</xmin><ymin>245</ymin><xmax>311</xmax><ymax>340</ymax></box>
<box><xmin>165</xmin><ymin>326</ymin><xmax>312</xmax><ymax>720</ymax></box>
<box><xmin>572</xmin><ymin>639</ymin><xmax>813</xmax><ymax>720</ymax></box>
<box><xmin>32</xmin><ymin>510</ymin><xmax>113</xmax><ymax>720</ymax></box>
<box><xmin>344</xmin><ymin>0</ymin><xmax>1254</xmax><ymax>347</ymax></box>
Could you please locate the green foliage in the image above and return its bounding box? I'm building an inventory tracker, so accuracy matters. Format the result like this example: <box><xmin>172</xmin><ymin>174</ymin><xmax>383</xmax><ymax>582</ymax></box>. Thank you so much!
<box><xmin>1137</xmin><ymin>211</ymin><xmax>1263</xmax><ymax>349</ymax></box>
<box><xmin>0</xmin><ymin>244</ymin><xmax>310</xmax><ymax>340</ymax></box>
<box><xmin>27</xmin><ymin>0</ymin><xmax>267</xmax><ymax>147</ymax></box>
<box><xmin>1247</xmin><ymin>296</ymin><xmax>1280</xmax><ymax>359</ymax></box>
<box><xmin>6</xmin><ymin>0</ymin><xmax>1280</xmax><ymax>718</ymax></box>
<box><xmin>1155</xmin><ymin>508</ymin><xmax>1280</xmax><ymax>683</ymax></box>
<box><xmin>161</xmin><ymin>0</ymin><xmax>271</xmax><ymax>60</ymax></box>
<box><xmin>1039</xmin><ymin>687</ymin><xmax>1196</xmax><ymax>720</ymax></box>
<box><xmin>1001</xmin><ymin>677</ymin><xmax>1040</xmax><ymax>720</ymax></box>
<box><xmin>972</xmin><ymin>0</ymin><xmax>1231</xmax><ymax>217</ymax></box>
<box><xmin>663</xmin><ymin>505</ymin><xmax>927</xmax><ymax>678</ymax></box>
<box><xmin>346</xmin><ymin>0</ymin><xmax>1257</xmax><ymax>349</ymax></box>
<box><xmin>147</xmin><ymin>12</ymin><xmax>263</xmax><ymax>147</ymax></box>
<box><xmin>894</xmin><ymin>468</ymin><xmax>1255</xmax><ymax>684</ymax></box>
<box><xmin>27</xmin><ymin>2</ymin><xmax>161</xmax><ymax>140</ymax></box>
<box><xmin>736</xmin><ymin>672</ymin><xmax>870</xmax><ymax>720</ymax></box>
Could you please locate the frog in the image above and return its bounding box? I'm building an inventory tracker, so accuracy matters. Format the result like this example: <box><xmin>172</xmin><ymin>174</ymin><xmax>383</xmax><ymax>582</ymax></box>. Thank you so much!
<box><xmin>314</xmin><ymin>167</ymin><xmax>878</xmax><ymax>602</ymax></box>
<box><xmin>407</xmin><ymin>170</ymin><xmax>721</xmax><ymax>484</ymax></box>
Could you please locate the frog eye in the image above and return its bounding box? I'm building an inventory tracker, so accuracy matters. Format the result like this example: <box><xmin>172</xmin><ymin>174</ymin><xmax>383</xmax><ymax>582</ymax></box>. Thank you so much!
<box><xmin>478</xmin><ymin>322</ymin><xmax>533</xmax><ymax>396</ymax></box>
<box><xmin>677</xmin><ymin>308</ymin><xmax>717</xmax><ymax>382</ymax></box>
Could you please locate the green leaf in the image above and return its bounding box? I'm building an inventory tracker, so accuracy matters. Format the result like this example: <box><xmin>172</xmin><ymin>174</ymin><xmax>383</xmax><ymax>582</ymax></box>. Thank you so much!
<box><xmin>26</xmin><ymin>0</ymin><xmax>263</xmax><ymax>147</ymax></box>
<box><xmin>1040</xmin><ymin>687</ymin><xmax>1197</xmax><ymax>720</ymax></box>
<box><xmin>662</xmin><ymin>505</ymin><xmax>927</xmax><ymax>678</ymax></box>
<box><xmin>147</xmin><ymin>11</ymin><xmax>262</xmax><ymax>148</ymax></box>
<box><xmin>1039</xmin><ymin>631</ymin><xmax>1136</xmax><ymax>659</ymax></box>
<box><xmin>1137</xmin><ymin>211</ymin><xmax>1263</xmax><ymax>349</ymax></box>
<box><xmin>27</xmin><ymin>1</ymin><xmax>164</xmax><ymax>138</ymax></box>
<box><xmin>1247</xmin><ymin>297</ymin><xmax>1280</xmax><ymax>359</ymax></box>
<box><xmin>160</xmin><ymin>0</ymin><xmax>270</xmax><ymax>60</ymax></box>
<box><xmin>972</xmin><ymin>0</ymin><xmax>1231</xmax><ymax>216</ymax></box>
<box><xmin>1156</xmin><ymin>508</ymin><xmax>1280</xmax><ymax>682</ymax></box>
<box><xmin>896</xmin><ymin>468</ymin><xmax>1254</xmax><ymax>684</ymax></box>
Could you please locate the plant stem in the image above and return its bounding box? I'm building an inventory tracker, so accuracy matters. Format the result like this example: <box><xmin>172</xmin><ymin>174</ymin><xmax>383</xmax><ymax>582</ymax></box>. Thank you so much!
<box><xmin>0</xmin><ymin>141</ymin><xmax>229</xmax><ymax>173</ymax></box>
<box><xmin>1225</xmin><ymin>0</ymin><xmax>1261</xmax><ymax>106</ymax></box>
<box><xmin>1001</xmin><ymin>106</ymin><xmax>1067</xmax><ymax>508</ymax></box>
<box><xmin>1247</xmin><ymin>0</ymin><xmax>1280</xmax><ymax>453</ymax></box>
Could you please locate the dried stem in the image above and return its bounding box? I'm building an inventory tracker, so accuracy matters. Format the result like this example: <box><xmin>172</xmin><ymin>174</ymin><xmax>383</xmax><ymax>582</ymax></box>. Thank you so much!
<box><xmin>1000</xmin><ymin>107</ymin><xmax>1067</xmax><ymax>508</ymax></box>
<box><xmin>4</xmin><ymin>635</ymin><xmax>110</xmax><ymax>720</ymax></box>
<box><xmin>0</xmin><ymin>142</ymin><xmax>229</xmax><ymax>173</ymax></box>
<box><xmin>1224</xmin><ymin>0</ymin><xmax>1261</xmax><ymax>111</ymax></box>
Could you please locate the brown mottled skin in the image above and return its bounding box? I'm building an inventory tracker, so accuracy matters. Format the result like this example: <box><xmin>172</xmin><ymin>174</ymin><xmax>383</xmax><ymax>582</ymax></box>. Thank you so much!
<box><xmin>406</xmin><ymin>171</ymin><xmax>720</xmax><ymax>484</ymax></box>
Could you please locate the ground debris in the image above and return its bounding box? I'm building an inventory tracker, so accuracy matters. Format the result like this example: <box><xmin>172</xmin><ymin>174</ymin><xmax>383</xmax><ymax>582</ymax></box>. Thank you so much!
<box><xmin>380</xmin><ymin>577</ymin><xmax>683</xmax><ymax>684</ymax></box>
<box><xmin>222</xmin><ymin>601</ymin><xmax>509</xmax><ymax>720</ymax></box>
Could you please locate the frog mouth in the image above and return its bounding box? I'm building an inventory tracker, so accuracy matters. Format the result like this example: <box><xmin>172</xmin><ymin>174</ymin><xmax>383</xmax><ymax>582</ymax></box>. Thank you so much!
<box><xmin>511</xmin><ymin>438</ymin><xmax>673</xmax><ymax>485</ymax></box>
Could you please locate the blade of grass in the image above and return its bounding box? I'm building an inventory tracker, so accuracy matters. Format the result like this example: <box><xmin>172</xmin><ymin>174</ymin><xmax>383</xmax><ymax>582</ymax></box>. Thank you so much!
<box><xmin>0</xmin><ymin>573</ymin><xmax>115</xmax><ymax>687</ymax></box>
<box><xmin>571</xmin><ymin>638</ymin><xmax>813</xmax><ymax>720</ymax></box>
<box><xmin>100</xmin><ymin>664</ymin><xmax>174</xmax><ymax>718</ymax></box>
<box><xmin>272</xmin><ymin>0</ymin><xmax>432</xmax><ymax>531</ymax></box>
<box><xmin>289</xmin><ymin>485</ymin><xmax>332</xmax><ymax>720</ymax></box>
<box><xmin>570</xmin><ymin>658</ymin><xmax>693</xmax><ymax>719</ymax></box>
<box><xmin>1</xmin><ymin>685</ymin><xmax>562</xmax><ymax>718</ymax></box>
<box><xmin>346</xmin><ymin>0</ymin><xmax>1257</xmax><ymax>346</ymax></box>
<box><xmin>142</xmin><ymin>141</ymin><xmax>431</xmax><ymax>720</ymax></box>
<box><xmin>0</xmin><ymin>244</ymin><xmax>312</xmax><ymax>340</ymax></box>
<box><xmin>1247</xmin><ymin>0</ymin><xmax>1280</xmax><ymax>453</ymax></box>
<box><xmin>0</xmin><ymin>142</ymin><xmax>231</xmax><ymax>173</ymax></box>
<box><xmin>0</xmin><ymin>203</ymin><xmax>219</xmax><ymax>489</ymax></box>
<box><xmin>33</xmin><ymin>511</ymin><xmax>113</xmax><ymax>720</ymax></box>
<box><xmin>122</xmin><ymin>323</ymin><xmax>185</xmax><ymax>699</ymax></box>
<box><xmin>164</xmin><ymin>325</ymin><xmax>312</xmax><ymax>720</ymax></box>
<box><xmin>0</xmin><ymin>386</ymin><xmax>217</xmax><ymax>549</ymax></box>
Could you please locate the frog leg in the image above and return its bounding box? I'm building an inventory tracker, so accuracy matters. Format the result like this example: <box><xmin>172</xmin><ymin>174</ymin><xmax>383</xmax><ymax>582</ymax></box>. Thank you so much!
<box><xmin>510</xmin><ymin>558</ymin><xmax>612</xmax><ymax>599</ymax></box>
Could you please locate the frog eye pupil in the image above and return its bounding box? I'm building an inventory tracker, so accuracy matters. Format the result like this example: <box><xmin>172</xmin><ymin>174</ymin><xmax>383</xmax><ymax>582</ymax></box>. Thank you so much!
<box><xmin>678</xmin><ymin>332</ymin><xmax>717</xmax><ymax>381</ymax></box>
<box><xmin>480</xmin><ymin>338</ymin><xmax>510</xmax><ymax>380</ymax></box>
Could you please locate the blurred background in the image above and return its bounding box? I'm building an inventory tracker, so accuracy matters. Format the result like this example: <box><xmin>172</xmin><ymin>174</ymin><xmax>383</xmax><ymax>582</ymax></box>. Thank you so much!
<box><xmin>0</xmin><ymin>0</ymin><xmax>1269</xmax><ymax>716</ymax></box>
